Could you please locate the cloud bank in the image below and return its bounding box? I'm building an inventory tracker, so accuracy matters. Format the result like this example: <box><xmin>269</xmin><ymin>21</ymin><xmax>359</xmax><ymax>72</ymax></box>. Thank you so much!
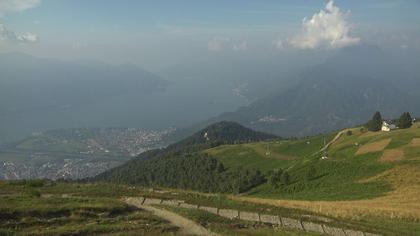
<box><xmin>0</xmin><ymin>1</ymin><xmax>40</xmax><ymax>45</ymax></box>
<box><xmin>208</xmin><ymin>37</ymin><xmax>249</xmax><ymax>52</ymax></box>
<box><xmin>290</xmin><ymin>0</ymin><xmax>359</xmax><ymax>49</ymax></box>
<box><xmin>208</xmin><ymin>37</ymin><xmax>230</xmax><ymax>51</ymax></box>
<box><xmin>233</xmin><ymin>41</ymin><xmax>247</xmax><ymax>51</ymax></box>
<box><xmin>0</xmin><ymin>24</ymin><xmax>38</xmax><ymax>43</ymax></box>
<box><xmin>0</xmin><ymin>0</ymin><xmax>41</xmax><ymax>15</ymax></box>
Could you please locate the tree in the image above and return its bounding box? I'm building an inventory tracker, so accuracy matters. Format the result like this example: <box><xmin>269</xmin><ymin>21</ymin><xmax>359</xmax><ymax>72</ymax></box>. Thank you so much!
<box><xmin>281</xmin><ymin>171</ymin><xmax>290</xmax><ymax>186</ymax></box>
<box><xmin>366</xmin><ymin>111</ymin><xmax>382</xmax><ymax>132</ymax></box>
<box><xmin>398</xmin><ymin>112</ymin><xmax>413</xmax><ymax>129</ymax></box>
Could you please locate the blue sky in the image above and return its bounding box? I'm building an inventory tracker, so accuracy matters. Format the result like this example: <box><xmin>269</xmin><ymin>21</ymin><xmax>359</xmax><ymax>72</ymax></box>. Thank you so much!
<box><xmin>0</xmin><ymin>0</ymin><xmax>419</xmax><ymax>70</ymax></box>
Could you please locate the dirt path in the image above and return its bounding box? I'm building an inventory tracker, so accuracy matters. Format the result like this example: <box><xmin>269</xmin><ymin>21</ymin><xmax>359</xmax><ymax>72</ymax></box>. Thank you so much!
<box><xmin>125</xmin><ymin>198</ymin><xmax>220</xmax><ymax>236</ymax></box>
<box><xmin>310</xmin><ymin>129</ymin><xmax>347</xmax><ymax>157</ymax></box>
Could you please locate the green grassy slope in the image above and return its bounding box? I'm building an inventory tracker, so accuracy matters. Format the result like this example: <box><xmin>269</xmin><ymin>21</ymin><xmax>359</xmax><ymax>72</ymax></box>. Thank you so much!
<box><xmin>205</xmin><ymin>122</ymin><xmax>420</xmax><ymax>201</ymax></box>
<box><xmin>205</xmin><ymin>134</ymin><xmax>335</xmax><ymax>173</ymax></box>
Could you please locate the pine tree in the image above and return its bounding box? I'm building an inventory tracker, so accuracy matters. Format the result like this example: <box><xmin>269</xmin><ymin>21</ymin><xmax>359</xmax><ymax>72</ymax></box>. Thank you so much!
<box><xmin>281</xmin><ymin>171</ymin><xmax>290</xmax><ymax>186</ymax></box>
<box><xmin>398</xmin><ymin>112</ymin><xmax>413</xmax><ymax>129</ymax></box>
<box><xmin>367</xmin><ymin>111</ymin><xmax>382</xmax><ymax>132</ymax></box>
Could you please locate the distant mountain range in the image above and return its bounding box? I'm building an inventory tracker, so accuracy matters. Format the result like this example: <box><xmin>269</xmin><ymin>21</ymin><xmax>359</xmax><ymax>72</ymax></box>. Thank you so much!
<box><xmin>188</xmin><ymin>45</ymin><xmax>420</xmax><ymax>137</ymax></box>
<box><xmin>0</xmin><ymin>53</ymin><xmax>168</xmax><ymax>143</ymax></box>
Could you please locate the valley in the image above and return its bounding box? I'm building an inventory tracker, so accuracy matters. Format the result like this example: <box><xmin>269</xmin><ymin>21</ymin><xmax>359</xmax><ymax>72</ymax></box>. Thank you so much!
<box><xmin>0</xmin><ymin>127</ymin><xmax>175</xmax><ymax>180</ymax></box>
<box><xmin>2</xmin><ymin>1</ymin><xmax>420</xmax><ymax>235</ymax></box>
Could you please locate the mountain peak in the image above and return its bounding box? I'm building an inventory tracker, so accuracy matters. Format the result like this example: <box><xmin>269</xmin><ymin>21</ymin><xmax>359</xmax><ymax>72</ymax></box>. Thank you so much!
<box><xmin>177</xmin><ymin>121</ymin><xmax>278</xmax><ymax>147</ymax></box>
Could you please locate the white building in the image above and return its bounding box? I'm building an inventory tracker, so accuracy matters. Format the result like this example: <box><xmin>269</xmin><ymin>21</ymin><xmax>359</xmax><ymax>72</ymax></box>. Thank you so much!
<box><xmin>381</xmin><ymin>121</ymin><xmax>397</xmax><ymax>132</ymax></box>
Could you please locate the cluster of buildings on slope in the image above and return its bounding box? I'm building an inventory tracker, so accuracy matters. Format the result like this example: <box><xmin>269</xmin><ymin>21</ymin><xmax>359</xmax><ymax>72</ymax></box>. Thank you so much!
<box><xmin>381</xmin><ymin>118</ymin><xmax>416</xmax><ymax>132</ymax></box>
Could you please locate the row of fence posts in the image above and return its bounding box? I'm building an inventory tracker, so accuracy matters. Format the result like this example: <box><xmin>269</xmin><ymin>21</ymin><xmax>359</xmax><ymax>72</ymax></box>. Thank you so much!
<box><xmin>127</xmin><ymin>197</ymin><xmax>380</xmax><ymax>236</ymax></box>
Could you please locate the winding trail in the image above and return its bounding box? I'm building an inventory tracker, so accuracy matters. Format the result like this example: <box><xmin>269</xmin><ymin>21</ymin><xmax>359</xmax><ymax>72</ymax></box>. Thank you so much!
<box><xmin>311</xmin><ymin>129</ymin><xmax>348</xmax><ymax>157</ymax></box>
<box><xmin>125</xmin><ymin>197</ymin><xmax>220</xmax><ymax>236</ymax></box>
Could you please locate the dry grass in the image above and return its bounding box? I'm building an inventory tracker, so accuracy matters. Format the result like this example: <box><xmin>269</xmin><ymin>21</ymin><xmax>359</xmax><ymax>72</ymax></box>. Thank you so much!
<box><xmin>409</xmin><ymin>138</ymin><xmax>420</xmax><ymax>147</ymax></box>
<box><xmin>360</xmin><ymin>131</ymin><xmax>385</xmax><ymax>138</ymax></box>
<box><xmin>355</xmin><ymin>138</ymin><xmax>391</xmax><ymax>155</ymax></box>
<box><xmin>379</xmin><ymin>149</ymin><xmax>404</xmax><ymax>162</ymax></box>
<box><xmin>232</xmin><ymin>165</ymin><xmax>420</xmax><ymax>220</ymax></box>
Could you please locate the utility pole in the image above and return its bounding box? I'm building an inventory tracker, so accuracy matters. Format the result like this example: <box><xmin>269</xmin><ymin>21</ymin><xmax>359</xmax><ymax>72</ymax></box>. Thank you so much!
<box><xmin>321</xmin><ymin>137</ymin><xmax>328</xmax><ymax>159</ymax></box>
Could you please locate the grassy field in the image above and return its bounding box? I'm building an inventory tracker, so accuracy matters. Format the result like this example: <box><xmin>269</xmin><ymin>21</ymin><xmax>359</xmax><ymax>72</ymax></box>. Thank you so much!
<box><xmin>0</xmin><ymin>181</ymin><xmax>180</xmax><ymax>235</ymax></box>
<box><xmin>204</xmin><ymin>123</ymin><xmax>420</xmax><ymax>200</ymax></box>
<box><xmin>1</xmin><ymin>179</ymin><xmax>419</xmax><ymax>235</ymax></box>
<box><xmin>200</xmin><ymin>122</ymin><xmax>420</xmax><ymax>235</ymax></box>
<box><xmin>157</xmin><ymin>205</ymin><xmax>321</xmax><ymax>236</ymax></box>
<box><xmin>205</xmin><ymin>134</ymin><xmax>335</xmax><ymax>173</ymax></box>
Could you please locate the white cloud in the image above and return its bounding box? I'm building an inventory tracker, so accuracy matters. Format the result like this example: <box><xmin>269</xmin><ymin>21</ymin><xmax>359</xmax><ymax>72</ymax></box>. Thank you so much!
<box><xmin>290</xmin><ymin>0</ymin><xmax>360</xmax><ymax>49</ymax></box>
<box><xmin>0</xmin><ymin>24</ymin><xmax>38</xmax><ymax>43</ymax></box>
<box><xmin>0</xmin><ymin>0</ymin><xmax>41</xmax><ymax>15</ymax></box>
<box><xmin>233</xmin><ymin>41</ymin><xmax>247</xmax><ymax>51</ymax></box>
<box><xmin>208</xmin><ymin>37</ymin><xmax>230</xmax><ymax>51</ymax></box>
<box><xmin>273</xmin><ymin>40</ymin><xmax>284</xmax><ymax>50</ymax></box>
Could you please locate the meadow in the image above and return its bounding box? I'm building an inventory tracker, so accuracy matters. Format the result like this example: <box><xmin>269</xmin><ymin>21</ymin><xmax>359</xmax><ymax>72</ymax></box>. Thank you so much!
<box><xmin>0</xmin><ymin>181</ymin><xmax>179</xmax><ymax>235</ymax></box>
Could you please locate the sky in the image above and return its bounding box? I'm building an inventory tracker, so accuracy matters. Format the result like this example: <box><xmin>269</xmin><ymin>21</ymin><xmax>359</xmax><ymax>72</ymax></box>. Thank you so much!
<box><xmin>0</xmin><ymin>0</ymin><xmax>419</xmax><ymax>71</ymax></box>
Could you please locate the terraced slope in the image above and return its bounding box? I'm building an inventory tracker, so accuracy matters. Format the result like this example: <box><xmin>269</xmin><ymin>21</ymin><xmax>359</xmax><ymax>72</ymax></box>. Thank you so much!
<box><xmin>205</xmin><ymin>134</ymin><xmax>334</xmax><ymax>173</ymax></box>
<box><xmin>205</xmin><ymin>122</ymin><xmax>420</xmax><ymax>202</ymax></box>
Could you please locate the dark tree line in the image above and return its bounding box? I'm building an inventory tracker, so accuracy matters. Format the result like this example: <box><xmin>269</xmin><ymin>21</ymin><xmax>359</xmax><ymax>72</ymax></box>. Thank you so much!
<box><xmin>366</xmin><ymin>111</ymin><xmax>414</xmax><ymax>131</ymax></box>
<box><xmin>92</xmin><ymin>121</ymin><xmax>277</xmax><ymax>194</ymax></box>
<box><xmin>96</xmin><ymin>152</ymin><xmax>264</xmax><ymax>193</ymax></box>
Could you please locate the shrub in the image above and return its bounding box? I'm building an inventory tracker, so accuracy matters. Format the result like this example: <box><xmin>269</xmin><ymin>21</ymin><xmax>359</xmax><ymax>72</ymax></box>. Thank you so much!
<box><xmin>346</xmin><ymin>130</ymin><xmax>353</xmax><ymax>136</ymax></box>
<box><xmin>25</xmin><ymin>179</ymin><xmax>45</xmax><ymax>188</ymax></box>
<box><xmin>29</xmin><ymin>189</ymin><xmax>41</xmax><ymax>198</ymax></box>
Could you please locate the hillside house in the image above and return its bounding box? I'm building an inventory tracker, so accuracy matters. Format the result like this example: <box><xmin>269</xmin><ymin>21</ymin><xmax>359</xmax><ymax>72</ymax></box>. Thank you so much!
<box><xmin>381</xmin><ymin>121</ymin><xmax>397</xmax><ymax>132</ymax></box>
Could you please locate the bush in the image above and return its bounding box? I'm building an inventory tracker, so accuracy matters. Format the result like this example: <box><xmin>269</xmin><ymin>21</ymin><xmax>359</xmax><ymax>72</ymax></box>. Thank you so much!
<box><xmin>29</xmin><ymin>189</ymin><xmax>41</xmax><ymax>198</ymax></box>
<box><xmin>346</xmin><ymin>130</ymin><xmax>353</xmax><ymax>136</ymax></box>
<box><xmin>25</xmin><ymin>179</ymin><xmax>45</xmax><ymax>188</ymax></box>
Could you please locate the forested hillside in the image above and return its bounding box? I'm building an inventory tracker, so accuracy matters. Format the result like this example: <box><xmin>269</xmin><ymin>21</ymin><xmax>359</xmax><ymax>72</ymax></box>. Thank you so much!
<box><xmin>93</xmin><ymin>121</ymin><xmax>276</xmax><ymax>193</ymax></box>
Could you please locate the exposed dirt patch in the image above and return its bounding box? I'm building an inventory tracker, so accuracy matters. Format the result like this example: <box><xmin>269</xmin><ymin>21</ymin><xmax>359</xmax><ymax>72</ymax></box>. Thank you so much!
<box><xmin>409</xmin><ymin>138</ymin><xmax>420</xmax><ymax>147</ymax></box>
<box><xmin>355</xmin><ymin>138</ymin><xmax>391</xmax><ymax>155</ymax></box>
<box><xmin>126</xmin><ymin>197</ymin><xmax>220</xmax><ymax>236</ymax></box>
<box><xmin>360</xmin><ymin>131</ymin><xmax>384</xmax><ymax>138</ymax></box>
<box><xmin>379</xmin><ymin>149</ymin><xmax>404</xmax><ymax>162</ymax></box>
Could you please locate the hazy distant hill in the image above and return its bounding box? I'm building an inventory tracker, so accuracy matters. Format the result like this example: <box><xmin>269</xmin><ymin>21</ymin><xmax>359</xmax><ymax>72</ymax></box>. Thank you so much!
<box><xmin>0</xmin><ymin>53</ymin><xmax>168</xmax><ymax>142</ymax></box>
<box><xmin>204</xmin><ymin>45</ymin><xmax>420</xmax><ymax>137</ymax></box>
